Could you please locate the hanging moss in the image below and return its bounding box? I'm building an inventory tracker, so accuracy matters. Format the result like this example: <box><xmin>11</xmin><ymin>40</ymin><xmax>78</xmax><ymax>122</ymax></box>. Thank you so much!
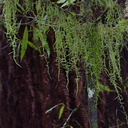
<box><xmin>1</xmin><ymin>0</ymin><xmax>128</xmax><ymax>125</ymax></box>
<box><xmin>3</xmin><ymin>0</ymin><xmax>19</xmax><ymax>63</ymax></box>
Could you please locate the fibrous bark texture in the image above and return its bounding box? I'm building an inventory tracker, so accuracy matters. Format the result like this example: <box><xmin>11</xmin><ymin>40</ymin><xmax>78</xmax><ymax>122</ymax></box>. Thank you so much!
<box><xmin>1</xmin><ymin>0</ymin><xmax>128</xmax><ymax>127</ymax></box>
<box><xmin>1</xmin><ymin>25</ymin><xmax>128</xmax><ymax>128</ymax></box>
<box><xmin>0</xmin><ymin>26</ymin><xmax>89</xmax><ymax>128</ymax></box>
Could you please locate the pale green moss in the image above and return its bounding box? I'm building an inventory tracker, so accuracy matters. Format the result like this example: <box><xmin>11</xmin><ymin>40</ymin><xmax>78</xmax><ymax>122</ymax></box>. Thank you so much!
<box><xmin>2</xmin><ymin>0</ymin><xmax>128</xmax><ymax>123</ymax></box>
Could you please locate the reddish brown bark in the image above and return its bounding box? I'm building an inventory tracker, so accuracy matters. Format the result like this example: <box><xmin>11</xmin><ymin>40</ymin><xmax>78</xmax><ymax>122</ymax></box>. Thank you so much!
<box><xmin>0</xmin><ymin>25</ymin><xmax>89</xmax><ymax>127</ymax></box>
<box><xmin>1</xmin><ymin>1</ymin><xmax>128</xmax><ymax>128</ymax></box>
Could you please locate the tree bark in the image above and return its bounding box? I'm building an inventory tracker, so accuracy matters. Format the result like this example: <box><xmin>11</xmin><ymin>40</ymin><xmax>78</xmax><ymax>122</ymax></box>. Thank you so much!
<box><xmin>1</xmin><ymin>1</ymin><xmax>128</xmax><ymax>128</ymax></box>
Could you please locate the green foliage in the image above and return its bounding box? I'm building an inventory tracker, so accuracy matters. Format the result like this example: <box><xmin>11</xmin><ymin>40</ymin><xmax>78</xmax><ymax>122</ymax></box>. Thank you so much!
<box><xmin>20</xmin><ymin>26</ymin><xmax>28</xmax><ymax>61</ymax></box>
<box><xmin>24</xmin><ymin>0</ymin><xmax>33</xmax><ymax>13</ymax></box>
<box><xmin>97</xmin><ymin>83</ymin><xmax>114</xmax><ymax>92</ymax></box>
<box><xmin>58</xmin><ymin>104</ymin><xmax>65</xmax><ymax>119</ymax></box>
<box><xmin>3</xmin><ymin>0</ymin><xmax>19</xmax><ymax>62</ymax></box>
<box><xmin>27</xmin><ymin>41</ymin><xmax>40</xmax><ymax>52</ymax></box>
<box><xmin>45</xmin><ymin>103</ymin><xmax>65</xmax><ymax>119</ymax></box>
<box><xmin>40</xmin><ymin>33</ymin><xmax>50</xmax><ymax>57</ymax></box>
<box><xmin>2</xmin><ymin>0</ymin><xmax>128</xmax><ymax>125</ymax></box>
<box><xmin>20</xmin><ymin>26</ymin><xmax>40</xmax><ymax>61</ymax></box>
<box><xmin>45</xmin><ymin>103</ymin><xmax>65</xmax><ymax>120</ymax></box>
<box><xmin>57</xmin><ymin>0</ymin><xmax>76</xmax><ymax>7</ymax></box>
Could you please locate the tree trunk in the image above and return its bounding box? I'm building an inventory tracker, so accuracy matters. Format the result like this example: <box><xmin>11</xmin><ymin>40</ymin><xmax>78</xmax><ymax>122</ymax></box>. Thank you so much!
<box><xmin>0</xmin><ymin>25</ymin><xmax>89</xmax><ymax>128</ymax></box>
<box><xmin>1</xmin><ymin>0</ymin><xmax>128</xmax><ymax>128</ymax></box>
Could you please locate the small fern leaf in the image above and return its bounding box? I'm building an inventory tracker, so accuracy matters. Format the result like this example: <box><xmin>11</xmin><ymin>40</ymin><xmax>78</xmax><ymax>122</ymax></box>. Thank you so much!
<box><xmin>20</xmin><ymin>26</ymin><xmax>28</xmax><ymax>61</ymax></box>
